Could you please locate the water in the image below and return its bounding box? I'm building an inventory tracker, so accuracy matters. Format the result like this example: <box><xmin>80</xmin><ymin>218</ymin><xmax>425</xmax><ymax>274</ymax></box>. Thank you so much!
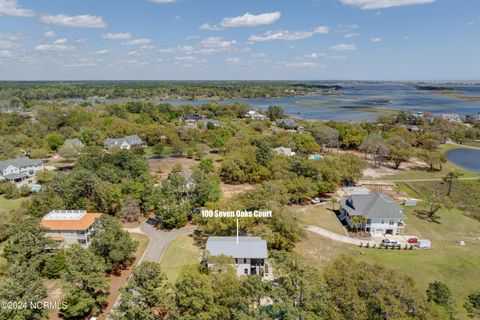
<box><xmin>60</xmin><ymin>83</ymin><xmax>480</xmax><ymax>121</ymax></box>
<box><xmin>446</xmin><ymin>149</ymin><xmax>480</xmax><ymax>172</ymax></box>
<box><xmin>169</xmin><ymin>83</ymin><xmax>480</xmax><ymax>121</ymax></box>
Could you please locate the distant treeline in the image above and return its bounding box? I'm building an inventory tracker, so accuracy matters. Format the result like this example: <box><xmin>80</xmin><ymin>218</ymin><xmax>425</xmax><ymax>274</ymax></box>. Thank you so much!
<box><xmin>0</xmin><ymin>81</ymin><xmax>342</xmax><ymax>101</ymax></box>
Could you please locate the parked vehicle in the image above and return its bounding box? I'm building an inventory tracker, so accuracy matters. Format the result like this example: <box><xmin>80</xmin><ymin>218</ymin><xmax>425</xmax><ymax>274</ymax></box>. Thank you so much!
<box><xmin>407</xmin><ymin>237</ymin><xmax>418</xmax><ymax>244</ymax></box>
<box><xmin>311</xmin><ymin>198</ymin><xmax>321</xmax><ymax>204</ymax></box>
<box><xmin>381</xmin><ymin>239</ymin><xmax>401</xmax><ymax>248</ymax></box>
<box><xmin>416</xmin><ymin>239</ymin><xmax>431</xmax><ymax>249</ymax></box>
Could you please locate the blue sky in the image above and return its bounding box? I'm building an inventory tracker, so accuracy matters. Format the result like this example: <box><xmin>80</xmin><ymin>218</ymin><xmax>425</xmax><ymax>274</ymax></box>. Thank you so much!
<box><xmin>0</xmin><ymin>0</ymin><xmax>479</xmax><ymax>80</ymax></box>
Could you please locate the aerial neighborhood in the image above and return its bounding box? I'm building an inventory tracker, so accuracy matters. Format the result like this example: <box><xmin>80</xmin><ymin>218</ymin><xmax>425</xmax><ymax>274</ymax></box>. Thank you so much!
<box><xmin>1</xmin><ymin>82</ymin><xmax>480</xmax><ymax>320</ymax></box>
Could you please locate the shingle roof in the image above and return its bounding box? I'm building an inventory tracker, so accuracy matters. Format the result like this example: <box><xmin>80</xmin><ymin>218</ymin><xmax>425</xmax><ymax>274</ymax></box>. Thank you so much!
<box><xmin>64</xmin><ymin>138</ymin><xmax>84</xmax><ymax>146</ymax></box>
<box><xmin>206</xmin><ymin>236</ymin><xmax>268</xmax><ymax>259</ymax></box>
<box><xmin>104</xmin><ymin>135</ymin><xmax>144</xmax><ymax>148</ymax></box>
<box><xmin>0</xmin><ymin>157</ymin><xmax>43</xmax><ymax>171</ymax></box>
<box><xmin>340</xmin><ymin>192</ymin><xmax>405</xmax><ymax>219</ymax></box>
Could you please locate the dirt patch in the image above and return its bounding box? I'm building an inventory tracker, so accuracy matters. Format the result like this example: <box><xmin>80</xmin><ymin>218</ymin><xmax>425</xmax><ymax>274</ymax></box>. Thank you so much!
<box><xmin>220</xmin><ymin>183</ymin><xmax>255</xmax><ymax>199</ymax></box>
<box><xmin>148</xmin><ymin>156</ymin><xmax>199</xmax><ymax>181</ymax></box>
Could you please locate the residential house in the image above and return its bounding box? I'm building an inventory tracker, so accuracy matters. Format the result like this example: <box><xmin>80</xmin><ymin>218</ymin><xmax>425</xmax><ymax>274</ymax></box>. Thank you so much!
<box><xmin>63</xmin><ymin>138</ymin><xmax>85</xmax><ymax>149</ymax></box>
<box><xmin>181</xmin><ymin>114</ymin><xmax>203</xmax><ymax>123</ymax></box>
<box><xmin>41</xmin><ymin>210</ymin><xmax>101</xmax><ymax>247</ymax></box>
<box><xmin>278</xmin><ymin>119</ymin><xmax>298</xmax><ymax>129</ymax></box>
<box><xmin>0</xmin><ymin>157</ymin><xmax>43</xmax><ymax>183</ymax></box>
<box><xmin>198</xmin><ymin>118</ymin><xmax>221</xmax><ymax>127</ymax></box>
<box><xmin>205</xmin><ymin>236</ymin><xmax>271</xmax><ymax>278</ymax></box>
<box><xmin>104</xmin><ymin>135</ymin><xmax>146</xmax><ymax>150</ymax></box>
<box><xmin>400</xmin><ymin>124</ymin><xmax>420</xmax><ymax>132</ymax></box>
<box><xmin>339</xmin><ymin>192</ymin><xmax>406</xmax><ymax>236</ymax></box>
<box><xmin>273</xmin><ymin>147</ymin><xmax>295</xmax><ymax>157</ymax></box>
<box><xmin>244</xmin><ymin>110</ymin><xmax>267</xmax><ymax>121</ymax></box>
<box><xmin>441</xmin><ymin>113</ymin><xmax>462</xmax><ymax>123</ymax></box>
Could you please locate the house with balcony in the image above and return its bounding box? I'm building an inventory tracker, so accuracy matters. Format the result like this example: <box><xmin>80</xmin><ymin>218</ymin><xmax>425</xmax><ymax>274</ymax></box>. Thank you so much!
<box><xmin>244</xmin><ymin>110</ymin><xmax>267</xmax><ymax>121</ymax></box>
<box><xmin>205</xmin><ymin>236</ymin><xmax>272</xmax><ymax>279</ymax></box>
<box><xmin>41</xmin><ymin>210</ymin><xmax>102</xmax><ymax>247</ymax></box>
<box><xmin>0</xmin><ymin>157</ymin><xmax>43</xmax><ymax>183</ymax></box>
<box><xmin>339</xmin><ymin>192</ymin><xmax>406</xmax><ymax>236</ymax></box>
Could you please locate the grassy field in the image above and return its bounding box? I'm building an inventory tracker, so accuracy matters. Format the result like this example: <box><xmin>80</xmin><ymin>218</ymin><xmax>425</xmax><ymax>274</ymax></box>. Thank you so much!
<box><xmin>0</xmin><ymin>195</ymin><xmax>24</xmax><ymax>214</ymax></box>
<box><xmin>160</xmin><ymin>233</ymin><xmax>201</xmax><ymax>282</ymax></box>
<box><xmin>378</xmin><ymin>144</ymin><xmax>480</xmax><ymax>180</ymax></box>
<box><xmin>295</xmin><ymin>185</ymin><xmax>480</xmax><ymax>319</ymax></box>
<box><xmin>296</xmin><ymin>204</ymin><xmax>346</xmax><ymax>235</ymax></box>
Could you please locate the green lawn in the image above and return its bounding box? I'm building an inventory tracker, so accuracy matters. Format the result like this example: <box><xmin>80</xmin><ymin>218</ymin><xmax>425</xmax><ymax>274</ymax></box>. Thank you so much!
<box><xmin>296</xmin><ymin>204</ymin><xmax>346</xmax><ymax>235</ymax></box>
<box><xmin>0</xmin><ymin>195</ymin><xmax>24</xmax><ymax>214</ymax></box>
<box><xmin>378</xmin><ymin>144</ymin><xmax>480</xmax><ymax>181</ymax></box>
<box><xmin>296</xmin><ymin>186</ymin><xmax>480</xmax><ymax>319</ymax></box>
<box><xmin>160</xmin><ymin>233</ymin><xmax>201</xmax><ymax>282</ymax></box>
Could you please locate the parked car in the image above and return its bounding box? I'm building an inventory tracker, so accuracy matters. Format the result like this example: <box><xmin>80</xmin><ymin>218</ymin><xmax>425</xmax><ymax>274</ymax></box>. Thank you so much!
<box><xmin>416</xmin><ymin>239</ymin><xmax>431</xmax><ymax>249</ymax></box>
<box><xmin>311</xmin><ymin>198</ymin><xmax>321</xmax><ymax>204</ymax></box>
<box><xmin>407</xmin><ymin>237</ymin><xmax>418</xmax><ymax>244</ymax></box>
<box><xmin>381</xmin><ymin>239</ymin><xmax>401</xmax><ymax>248</ymax></box>
<box><xmin>147</xmin><ymin>216</ymin><xmax>162</xmax><ymax>226</ymax></box>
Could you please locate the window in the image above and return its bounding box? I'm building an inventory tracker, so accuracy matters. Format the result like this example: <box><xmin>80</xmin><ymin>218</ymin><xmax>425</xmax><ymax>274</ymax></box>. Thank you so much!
<box><xmin>77</xmin><ymin>239</ymin><xmax>87</xmax><ymax>245</ymax></box>
<box><xmin>244</xmin><ymin>268</ymin><xmax>248</xmax><ymax>275</ymax></box>
<box><xmin>389</xmin><ymin>220</ymin><xmax>395</xmax><ymax>225</ymax></box>
<box><xmin>243</xmin><ymin>258</ymin><xmax>247</xmax><ymax>263</ymax></box>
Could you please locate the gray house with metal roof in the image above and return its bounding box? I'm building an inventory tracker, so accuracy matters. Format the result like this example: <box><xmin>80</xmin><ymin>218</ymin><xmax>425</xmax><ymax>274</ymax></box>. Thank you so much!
<box><xmin>0</xmin><ymin>157</ymin><xmax>43</xmax><ymax>183</ymax></box>
<box><xmin>339</xmin><ymin>192</ymin><xmax>406</xmax><ymax>236</ymax></box>
<box><xmin>104</xmin><ymin>135</ymin><xmax>146</xmax><ymax>150</ymax></box>
<box><xmin>64</xmin><ymin>138</ymin><xmax>85</xmax><ymax>149</ymax></box>
<box><xmin>206</xmin><ymin>236</ymin><xmax>271</xmax><ymax>278</ymax></box>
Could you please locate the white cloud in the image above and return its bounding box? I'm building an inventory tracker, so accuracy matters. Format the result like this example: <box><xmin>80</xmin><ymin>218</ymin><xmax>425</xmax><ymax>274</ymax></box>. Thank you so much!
<box><xmin>285</xmin><ymin>61</ymin><xmax>318</xmax><ymax>68</ymax></box>
<box><xmin>102</xmin><ymin>32</ymin><xmax>131</xmax><ymax>40</ymax></box>
<box><xmin>221</xmin><ymin>12</ymin><xmax>281</xmax><ymax>28</ymax></box>
<box><xmin>338</xmin><ymin>0</ymin><xmax>434</xmax><ymax>10</ymax></box>
<box><xmin>54</xmin><ymin>38</ymin><xmax>68</xmax><ymax>45</ymax></box>
<box><xmin>44</xmin><ymin>30</ymin><xmax>55</xmax><ymax>38</ymax></box>
<box><xmin>328</xmin><ymin>55</ymin><xmax>348</xmax><ymax>60</ymax></box>
<box><xmin>0</xmin><ymin>50</ymin><xmax>14</xmax><ymax>58</ymax></box>
<box><xmin>200</xmin><ymin>12</ymin><xmax>281</xmax><ymax>30</ymax></box>
<box><xmin>200</xmin><ymin>37</ymin><xmax>236</xmax><ymax>49</ymax></box>
<box><xmin>344</xmin><ymin>32</ymin><xmax>359</xmax><ymax>38</ymax></box>
<box><xmin>0</xmin><ymin>0</ymin><xmax>35</xmax><ymax>17</ymax></box>
<box><xmin>0</xmin><ymin>39</ymin><xmax>18</xmax><ymax>49</ymax></box>
<box><xmin>34</xmin><ymin>43</ymin><xmax>75</xmax><ymax>52</ymax></box>
<box><xmin>304</xmin><ymin>52</ymin><xmax>326</xmax><ymax>58</ymax></box>
<box><xmin>92</xmin><ymin>49</ymin><xmax>109</xmax><ymax>55</ymax></box>
<box><xmin>199</xmin><ymin>23</ymin><xmax>224</xmax><ymax>31</ymax></box>
<box><xmin>249</xmin><ymin>26</ymin><xmax>329</xmax><ymax>42</ymax></box>
<box><xmin>174</xmin><ymin>56</ymin><xmax>195</xmax><ymax>61</ymax></box>
<box><xmin>370</xmin><ymin>37</ymin><xmax>382</xmax><ymax>42</ymax></box>
<box><xmin>149</xmin><ymin>0</ymin><xmax>175</xmax><ymax>3</ymax></box>
<box><xmin>122</xmin><ymin>38</ymin><xmax>151</xmax><ymax>46</ymax></box>
<box><xmin>41</xmin><ymin>14</ymin><xmax>106</xmax><ymax>28</ymax></box>
<box><xmin>330</xmin><ymin>44</ymin><xmax>357</xmax><ymax>51</ymax></box>
<box><xmin>226</xmin><ymin>57</ymin><xmax>241</xmax><ymax>64</ymax></box>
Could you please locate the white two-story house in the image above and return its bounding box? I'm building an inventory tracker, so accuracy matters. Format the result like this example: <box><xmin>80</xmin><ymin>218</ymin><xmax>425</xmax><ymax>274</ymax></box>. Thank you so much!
<box><xmin>206</xmin><ymin>236</ymin><xmax>272</xmax><ymax>279</ymax></box>
<box><xmin>41</xmin><ymin>210</ymin><xmax>102</xmax><ymax>247</ymax></box>
<box><xmin>339</xmin><ymin>192</ymin><xmax>406</xmax><ymax>236</ymax></box>
<box><xmin>0</xmin><ymin>157</ymin><xmax>43</xmax><ymax>183</ymax></box>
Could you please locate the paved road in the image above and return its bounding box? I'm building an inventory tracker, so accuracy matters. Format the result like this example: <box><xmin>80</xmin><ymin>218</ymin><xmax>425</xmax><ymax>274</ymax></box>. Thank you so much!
<box><xmin>126</xmin><ymin>223</ymin><xmax>197</xmax><ymax>263</ymax></box>
<box><xmin>307</xmin><ymin>225</ymin><xmax>376</xmax><ymax>246</ymax></box>
<box><xmin>361</xmin><ymin>176</ymin><xmax>479</xmax><ymax>183</ymax></box>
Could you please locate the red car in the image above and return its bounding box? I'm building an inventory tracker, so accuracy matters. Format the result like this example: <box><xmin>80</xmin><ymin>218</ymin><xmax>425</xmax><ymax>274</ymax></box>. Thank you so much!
<box><xmin>407</xmin><ymin>238</ymin><xmax>418</xmax><ymax>244</ymax></box>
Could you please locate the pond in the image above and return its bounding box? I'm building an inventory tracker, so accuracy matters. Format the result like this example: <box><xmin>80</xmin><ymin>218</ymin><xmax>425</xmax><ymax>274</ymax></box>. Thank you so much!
<box><xmin>446</xmin><ymin>148</ymin><xmax>480</xmax><ymax>172</ymax></box>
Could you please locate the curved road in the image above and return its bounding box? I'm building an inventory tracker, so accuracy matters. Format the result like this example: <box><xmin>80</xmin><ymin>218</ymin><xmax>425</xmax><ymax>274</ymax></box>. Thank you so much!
<box><xmin>126</xmin><ymin>223</ymin><xmax>197</xmax><ymax>264</ymax></box>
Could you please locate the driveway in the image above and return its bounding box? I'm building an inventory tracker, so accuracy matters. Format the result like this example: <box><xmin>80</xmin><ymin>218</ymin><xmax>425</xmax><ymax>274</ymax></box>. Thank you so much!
<box><xmin>126</xmin><ymin>223</ymin><xmax>197</xmax><ymax>263</ymax></box>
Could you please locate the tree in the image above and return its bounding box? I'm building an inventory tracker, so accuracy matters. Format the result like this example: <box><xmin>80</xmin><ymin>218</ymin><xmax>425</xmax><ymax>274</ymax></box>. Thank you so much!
<box><xmin>42</xmin><ymin>249</ymin><xmax>69</xmax><ymax>279</ymax></box>
<box><xmin>113</xmin><ymin>262</ymin><xmax>177</xmax><ymax>320</ymax></box>
<box><xmin>464</xmin><ymin>292</ymin><xmax>480</xmax><ymax>319</ymax></box>
<box><xmin>252</xmin><ymin>138</ymin><xmax>272</xmax><ymax>166</ymax></box>
<box><xmin>387</xmin><ymin>136</ymin><xmax>412</xmax><ymax>169</ymax></box>
<box><xmin>419</xmin><ymin>149</ymin><xmax>447</xmax><ymax>171</ymax></box>
<box><xmin>89</xmin><ymin>215</ymin><xmax>138</xmax><ymax>271</ymax></box>
<box><xmin>175</xmin><ymin>265</ymin><xmax>220</xmax><ymax>320</ymax></box>
<box><xmin>426</xmin><ymin>281</ymin><xmax>457</xmax><ymax>319</ymax></box>
<box><xmin>294</xmin><ymin>134</ymin><xmax>320</xmax><ymax>154</ymax></box>
<box><xmin>266</xmin><ymin>105</ymin><xmax>285</xmax><ymax>121</ymax></box>
<box><xmin>60</xmin><ymin>245</ymin><xmax>110</xmax><ymax>319</ymax></box>
<box><xmin>324</xmin><ymin>257</ymin><xmax>431</xmax><ymax>320</ymax></box>
<box><xmin>3</xmin><ymin>218</ymin><xmax>55</xmax><ymax>270</ymax></box>
<box><xmin>350</xmin><ymin>215</ymin><xmax>367</xmax><ymax>232</ymax></box>
<box><xmin>0</xmin><ymin>264</ymin><xmax>49</xmax><ymax>320</ymax></box>
<box><xmin>443</xmin><ymin>171</ymin><xmax>463</xmax><ymax>196</ymax></box>
<box><xmin>58</xmin><ymin>144</ymin><xmax>81</xmax><ymax>161</ymax></box>
<box><xmin>45</xmin><ymin>132</ymin><xmax>64</xmax><ymax>151</ymax></box>
<box><xmin>152</xmin><ymin>143</ymin><xmax>164</xmax><ymax>156</ymax></box>
<box><xmin>199</xmin><ymin>158</ymin><xmax>215</xmax><ymax>174</ymax></box>
<box><xmin>121</xmin><ymin>198</ymin><xmax>141</xmax><ymax>222</ymax></box>
<box><xmin>312</xmin><ymin>125</ymin><xmax>339</xmax><ymax>152</ymax></box>
<box><xmin>416</xmin><ymin>192</ymin><xmax>443</xmax><ymax>222</ymax></box>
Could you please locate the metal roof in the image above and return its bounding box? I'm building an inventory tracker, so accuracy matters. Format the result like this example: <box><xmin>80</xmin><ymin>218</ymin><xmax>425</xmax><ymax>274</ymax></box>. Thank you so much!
<box><xmin>0</xmin><ymin>157</ymin><xmax>43</xmax><ymax>171</ymax></box>
<box><xmin>104</xmin><ymin>135</ymin><xmax>144</xmax><ymax>148</ymax></box>
<box><xmin>340</xmin><ymin>192</ymin><xmax>405</xmax><ymax>220</ymax></box>
<box><xmin>206</xmin><ymin>236</ymin><xmax>268</xmax><ymax>259</ymax></box>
